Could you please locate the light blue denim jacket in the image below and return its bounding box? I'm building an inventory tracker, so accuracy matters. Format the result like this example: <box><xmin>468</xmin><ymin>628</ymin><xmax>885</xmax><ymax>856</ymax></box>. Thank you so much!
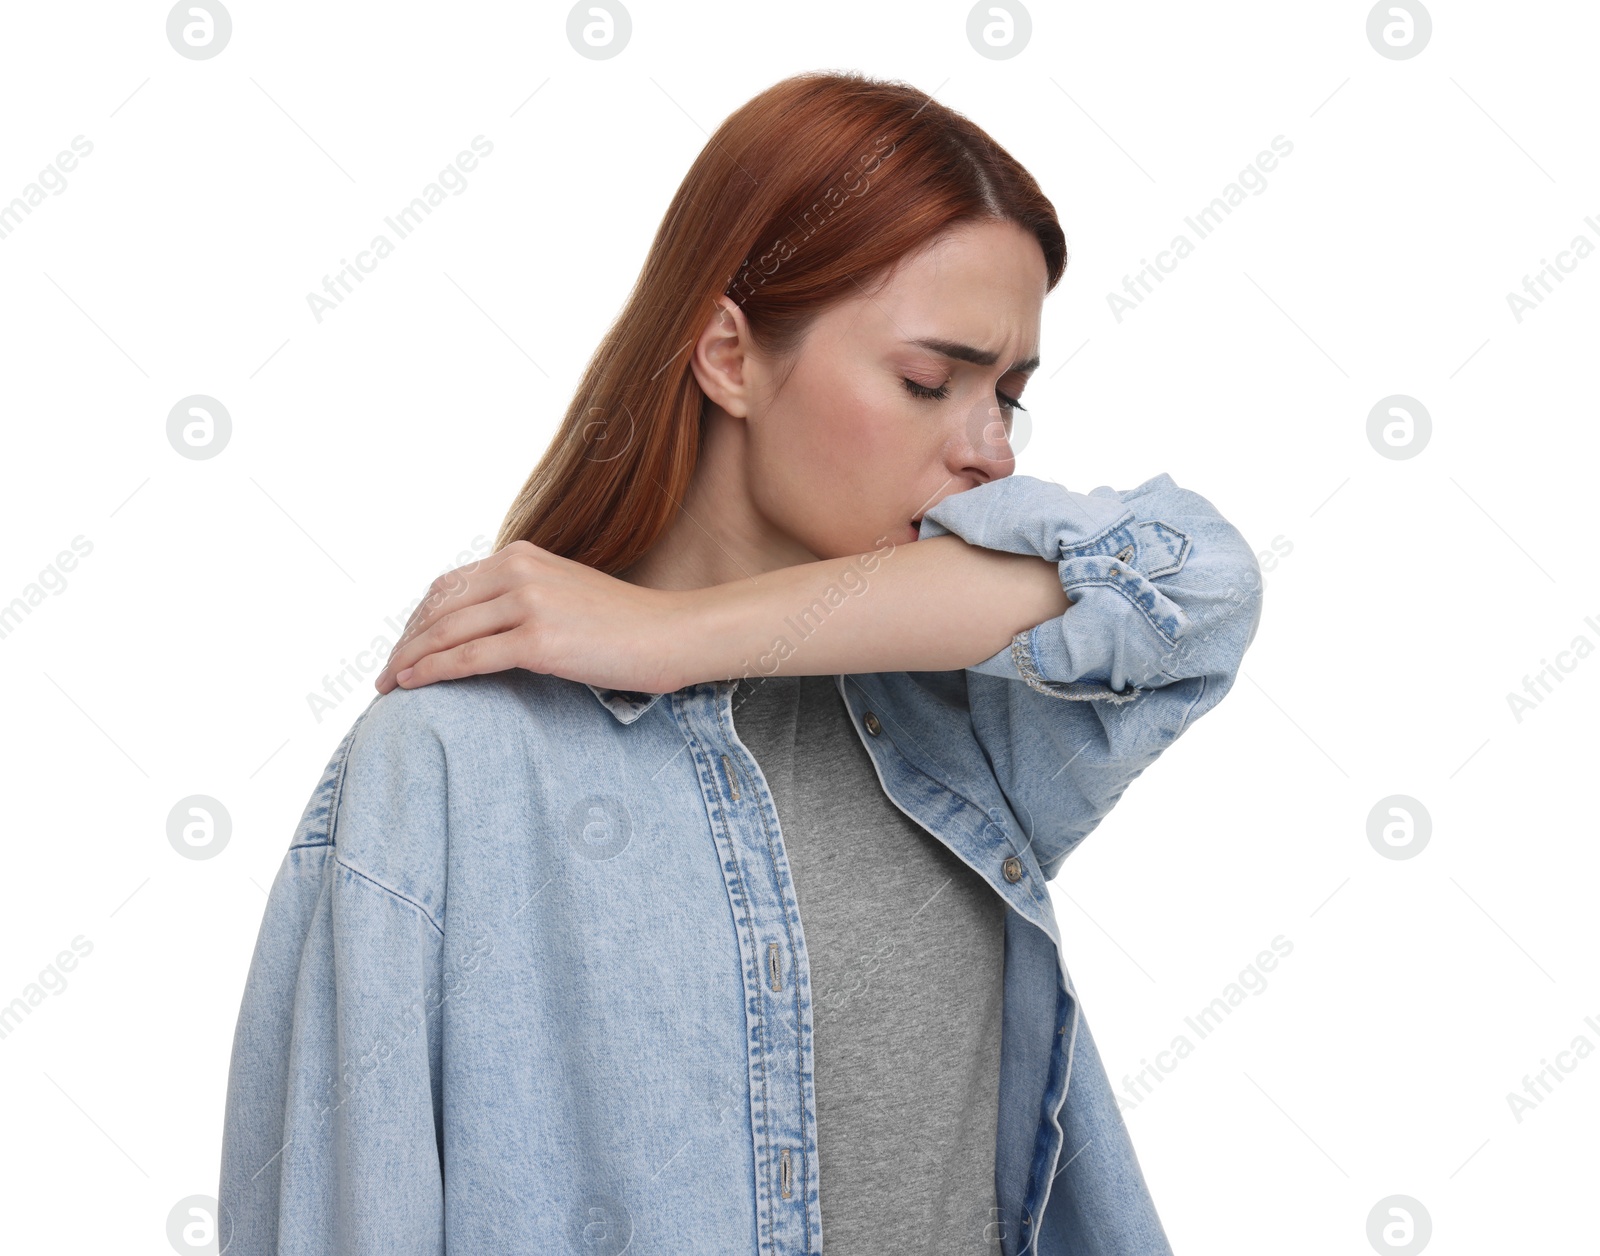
<box><xmin>219</xmin><ymin>471</ymin><xmax>1263</xmax><ymax>1255</ymax></box>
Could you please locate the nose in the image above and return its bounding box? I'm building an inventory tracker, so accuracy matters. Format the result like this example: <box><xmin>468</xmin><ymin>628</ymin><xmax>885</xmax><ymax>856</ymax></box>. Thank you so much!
<box><xmin>956</xmin><ymin>399</ymin><xmax>1017</xmax><ymax>483</ymax></box>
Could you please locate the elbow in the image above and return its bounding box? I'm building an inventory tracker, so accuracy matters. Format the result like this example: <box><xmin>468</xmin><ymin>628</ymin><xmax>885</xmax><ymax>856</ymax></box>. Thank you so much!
<box><xmin>1162</xmin><ymin>526</ymin><xmax>1265</xmax><ymax>690</ymax></box>
<box><xmin>1210</xmin><ymin>528</ymin><xmax>1266</xmax><ymax>656</ymax></box>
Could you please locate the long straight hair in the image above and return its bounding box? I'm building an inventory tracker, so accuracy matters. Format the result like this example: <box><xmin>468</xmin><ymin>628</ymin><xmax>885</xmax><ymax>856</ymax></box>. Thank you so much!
<box><xmin>493</xmin><ymin>71</ymin><xmax>1068</xmax><ymax>575</ymax></box>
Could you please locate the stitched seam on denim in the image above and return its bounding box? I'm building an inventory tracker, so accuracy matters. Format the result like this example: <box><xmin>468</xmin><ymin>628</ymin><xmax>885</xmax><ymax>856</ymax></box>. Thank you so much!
<box><xmin>859</xmin><ymin>676</ymin><xmax>1051</xmax><ymax>917</ymax></box>
<box><xmin>847</xmin><ymin>680</ymin><xmax>1014</xmax><ymax>839</ymax></box>
<box><xmin>313</xmin><ymin>703</ymin><xmax>445</xmax><ymax>934</ymax></box>
<box><xmin>996</xmin><ymin>795</ymin><xmax>1070</xmax><ymax>909</ymax></box>
<box><xmin>997</xmin><ymin>842</ymin><xmax>1047</xmax><ymax>916</ymax></box>
<box><xmin>710</xmin><ymin>762</ymin><xmax>774</xmax><ymax>1243</ymax></box>
<box><xmin>296</xmin><ymin>723</ymin><xmax>363</xmax><ymax>849</ymax></box>
<box><xmin>1138</xmin><ymin>518</ymin><xmax>1191</xmax><ymax>579</ymax></box>
<box><xmin>1031</xmin><ymin>977</ymin><xmax>1081</xmax><ymax>1252</ymax></box>
<box><xmin>981</xmin><ymin>684</ymin><xmax>1095</xmax><ymax>914</ymax></box>
<box><xmin>1011</xmin><ymin>628</ymin><xmax>1054</xmax><ymax>698</ymax></box>
<box><xmin>1057</xmin><ymin>576</ymin><xmax>1184</xmax><ymax>647</ymax></box>
<box><xmin>1008</xmin><ymin>628</ymin><xmax>1142</xmax><ymax>706</ymax></box>
<box><xmin>694</xmin><ymin>693</ymin><xmax>786</xmax><ymax>1253</ymax></box>
<box><xmin>327</xmin><ymin>724</ymin><xmax>359</xmax><ymax>837</ymax></box>
<box><xmin>716</xmin><ymin>687</ymin><xmax>812</xmax><ymax>1253</ymax></box>
<box><xmin>997</xmin><ymin>794</ymin><xmax>1051</xmax><ymax>916</ymax></box>
<box><xmin>324</xmin><ymin>701</ymin><xmax>392</xmax><ymax>850</ymax></box>
<box><xmin>1047</xmin><ymin>505</ymin><xmax>1136</xmax><ymax>556</ymax></box>
<box><xmin>1002</xmin><ymin>849</ymin><xmax>1048</xmax><ymax>915</ymax></box>
<box><xmin>837</xmin><ymin>674</ymin><xmax>1051</xmax><ymax>932</ymax></box>
<box><xmin>331</xmin><ymin>852</ymin><xmax>446</xmax><ymax>938</ymax></box>
<box><xmin>294</xmin><ymin>805</ymin><xmax>336</xmax><ymax>849</ymax></box>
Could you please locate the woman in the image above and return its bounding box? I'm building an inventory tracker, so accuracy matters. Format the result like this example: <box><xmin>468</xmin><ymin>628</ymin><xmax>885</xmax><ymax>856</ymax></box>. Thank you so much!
<box><xmin>219</xmin><ymin>70</ymin><xmax>1263</xmax><ymax>1255</ymax></box>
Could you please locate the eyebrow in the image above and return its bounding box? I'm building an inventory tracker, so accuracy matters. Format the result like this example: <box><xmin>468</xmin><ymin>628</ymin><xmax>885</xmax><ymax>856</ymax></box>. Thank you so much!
<box><xmin>908</xmin><ymin>337</ymin><xmax>1040</xmax><ymax>375</ymax></box>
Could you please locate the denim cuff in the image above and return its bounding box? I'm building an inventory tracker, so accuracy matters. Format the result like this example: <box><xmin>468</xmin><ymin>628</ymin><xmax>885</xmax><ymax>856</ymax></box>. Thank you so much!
<box><xmin>918</xmin><ymin>474</ymin><xmax>1197</xmax><ymax>701</ymax></box>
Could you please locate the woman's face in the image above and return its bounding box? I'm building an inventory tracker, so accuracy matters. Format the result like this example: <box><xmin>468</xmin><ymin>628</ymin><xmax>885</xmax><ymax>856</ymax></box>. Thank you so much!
<box><xmin>702</xmin><ymin>217</ymin><xmax>1049</xmax><ymax>565</ymax></box>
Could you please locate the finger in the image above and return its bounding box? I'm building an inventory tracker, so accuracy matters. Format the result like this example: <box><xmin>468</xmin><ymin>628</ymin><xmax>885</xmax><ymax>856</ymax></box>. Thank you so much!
<box><xmin>389</xmin><ymin>559</ymin><xmax>489</xmax><ymax>660</ymax></box>
<box><xmin>386</xmin><ymin>544</ymin><xmax>528</xmax><ymax>668</ymax></box>
<box><xmin>391</xmin><ymin>624</ymin><xmax>534</xmax><ymax>690</ymax></box>
<box><xmin>381</xmin><ymin>546</ymin><xmax>538</xmax><ymax>683</ymax></box>
<box><xmin>376</xmin><ymin>594</ymin><xmax>525</xmax><ymax>693</ymax></box>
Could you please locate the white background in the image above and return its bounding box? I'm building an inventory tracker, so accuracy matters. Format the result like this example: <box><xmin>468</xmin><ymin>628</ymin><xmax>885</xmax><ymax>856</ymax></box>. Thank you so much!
<box><xmin>0</xmin><ymin>1</ymin><xmax>1595</xmax><ymax>1252</ymax></box>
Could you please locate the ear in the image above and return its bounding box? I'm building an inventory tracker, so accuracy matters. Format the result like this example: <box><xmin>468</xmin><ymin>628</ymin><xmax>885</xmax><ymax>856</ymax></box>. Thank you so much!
<box><xmin>689</xmin><ymin>296</ymin><xmax>757</xmax><ymax>419</ymax></box>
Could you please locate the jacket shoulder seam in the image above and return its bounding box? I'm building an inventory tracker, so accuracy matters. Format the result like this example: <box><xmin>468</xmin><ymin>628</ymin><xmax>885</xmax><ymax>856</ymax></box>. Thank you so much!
<box><xmin>294</xmin><ymin>698</ymin><xmax>382</xmax><ymax>850</ymax></box>
<box><xmin>321</xmin><ymin>701</ymin><xmax>378</xmax><ymax>848</ymax></box>
<box><xmin>274</xmin><ymin>840</ymin><xmax>445</xmax><ymax>937</ymax></box>
<box><xmin>333</xmin><ymin>851</ymin><xmax>446</xmax><ymax>937</ymax></box>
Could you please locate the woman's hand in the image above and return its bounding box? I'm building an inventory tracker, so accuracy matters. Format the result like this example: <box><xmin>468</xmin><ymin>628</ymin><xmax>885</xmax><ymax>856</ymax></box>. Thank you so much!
<box><xmin>372</xmin><ymin>541</ymin><xmax>693</xmax><ymax>696</ymax></box>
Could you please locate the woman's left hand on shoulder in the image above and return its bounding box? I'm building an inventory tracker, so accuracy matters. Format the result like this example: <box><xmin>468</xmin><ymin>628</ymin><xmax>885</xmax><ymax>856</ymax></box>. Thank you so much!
<box><xmin>373</xmin><ymin>540</ymin><xmax>694</xmax><ymax>696</ymax></box>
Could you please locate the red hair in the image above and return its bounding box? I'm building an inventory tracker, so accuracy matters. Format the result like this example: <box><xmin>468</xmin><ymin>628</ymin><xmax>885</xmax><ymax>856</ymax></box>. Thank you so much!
<box><xmin>493</xmin><ymin>70</ymin><xmax>1068</xmax><ymax>574</ymax></box>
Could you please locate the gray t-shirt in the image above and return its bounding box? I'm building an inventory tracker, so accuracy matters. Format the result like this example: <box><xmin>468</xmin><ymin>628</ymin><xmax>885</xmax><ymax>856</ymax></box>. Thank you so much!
<box><xmin>729</xmin><ymin>672</ymin><xmax>1007</xmax><ymax>1254</ymax></box>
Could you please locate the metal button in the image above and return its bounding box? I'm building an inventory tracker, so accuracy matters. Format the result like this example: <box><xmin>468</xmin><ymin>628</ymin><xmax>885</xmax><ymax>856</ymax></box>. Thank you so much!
<box><xmin>1002</xmin><ymin>856</ymin><xmax>1024</xmax><ymax>883</ymax></box>
<box><xmin>864</xmin><ymin>710</ymin><xmax>881</xmax><ymax>736</ymax></box>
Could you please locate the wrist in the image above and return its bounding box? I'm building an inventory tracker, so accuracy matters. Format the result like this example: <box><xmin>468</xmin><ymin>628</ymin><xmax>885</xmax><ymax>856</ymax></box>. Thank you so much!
<box><xmin>661</xmin><ymin>564</ymin><xmax>818</xmax><ymax>689</ymax></box>
<box><xmin>657</xmin><ymin>582</ymin><xmax>748</xmax><ymax>691</ymax></box>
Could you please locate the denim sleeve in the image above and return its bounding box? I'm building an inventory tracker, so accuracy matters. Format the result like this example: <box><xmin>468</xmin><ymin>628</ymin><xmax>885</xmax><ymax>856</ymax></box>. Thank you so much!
<box><xmin>218</xmin><ymin>700</ymin><xmax>448</xmax><ymax>1255</ymax></box>
<box><xmin>918</xmin><ymin>472</ymin><xmax>1264</xmax><ymax>878</ymax></box>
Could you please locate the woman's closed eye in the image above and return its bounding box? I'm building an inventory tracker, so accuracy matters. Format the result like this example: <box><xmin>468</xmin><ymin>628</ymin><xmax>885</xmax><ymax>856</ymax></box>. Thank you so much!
<box><xmin>902</xmin><ymin>376</ymin><xmax>1027</xmax><ymax>413</ymax></box>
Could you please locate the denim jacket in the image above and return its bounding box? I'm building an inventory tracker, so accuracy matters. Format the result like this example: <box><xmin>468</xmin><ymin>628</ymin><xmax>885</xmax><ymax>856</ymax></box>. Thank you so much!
<box><xmin>218</xmin><ymin>471</ymin><xmax>1263</xmax><ymax>1255</ymax></box>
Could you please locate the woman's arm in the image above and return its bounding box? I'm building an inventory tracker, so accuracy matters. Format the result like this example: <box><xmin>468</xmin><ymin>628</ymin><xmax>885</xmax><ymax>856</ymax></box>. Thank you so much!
<box><xmin>680</xmin><ymin>471</ymin><xmax>1260</xmax><ymax>704</ymax></box>
<box><xmin>373</xmin><ymin>472</ymin><xmax>1256</xmax><ymax>704</ymax></box>
<box><xmin>887</xmin><ymin>470</ymin><xmax>1264</xmax><ymax>878</ymax></box>
<box><xmin>679</xmin><ymin>532</ymin><xmax>1070</xmax><ymax>683</ymax></box>
<box><xmin>220</xmin><ymin>701</ymin><xmax>448</xmax><ymax>1253</ymax></box>
<box><xmin>683</xmin><ymin>471</ymin><xmax>1263</xmax><ymax>886</ymax></box>
<box><xmin>372</xmin><ymin>526</ymin><xmax>1070</xmax><ymax>696</ymax></box>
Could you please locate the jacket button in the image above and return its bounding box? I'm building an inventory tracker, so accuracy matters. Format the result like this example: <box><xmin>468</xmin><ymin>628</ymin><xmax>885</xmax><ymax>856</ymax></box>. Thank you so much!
<box><xmin>1002</xmin><ymin>856</ymin><xmax>1024</xmax><ymax>883</ymax></box>
<box><xmin>863</xmin><ymin>711</ymin><xmax>881</xmax><ymax>736</ymax></box>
